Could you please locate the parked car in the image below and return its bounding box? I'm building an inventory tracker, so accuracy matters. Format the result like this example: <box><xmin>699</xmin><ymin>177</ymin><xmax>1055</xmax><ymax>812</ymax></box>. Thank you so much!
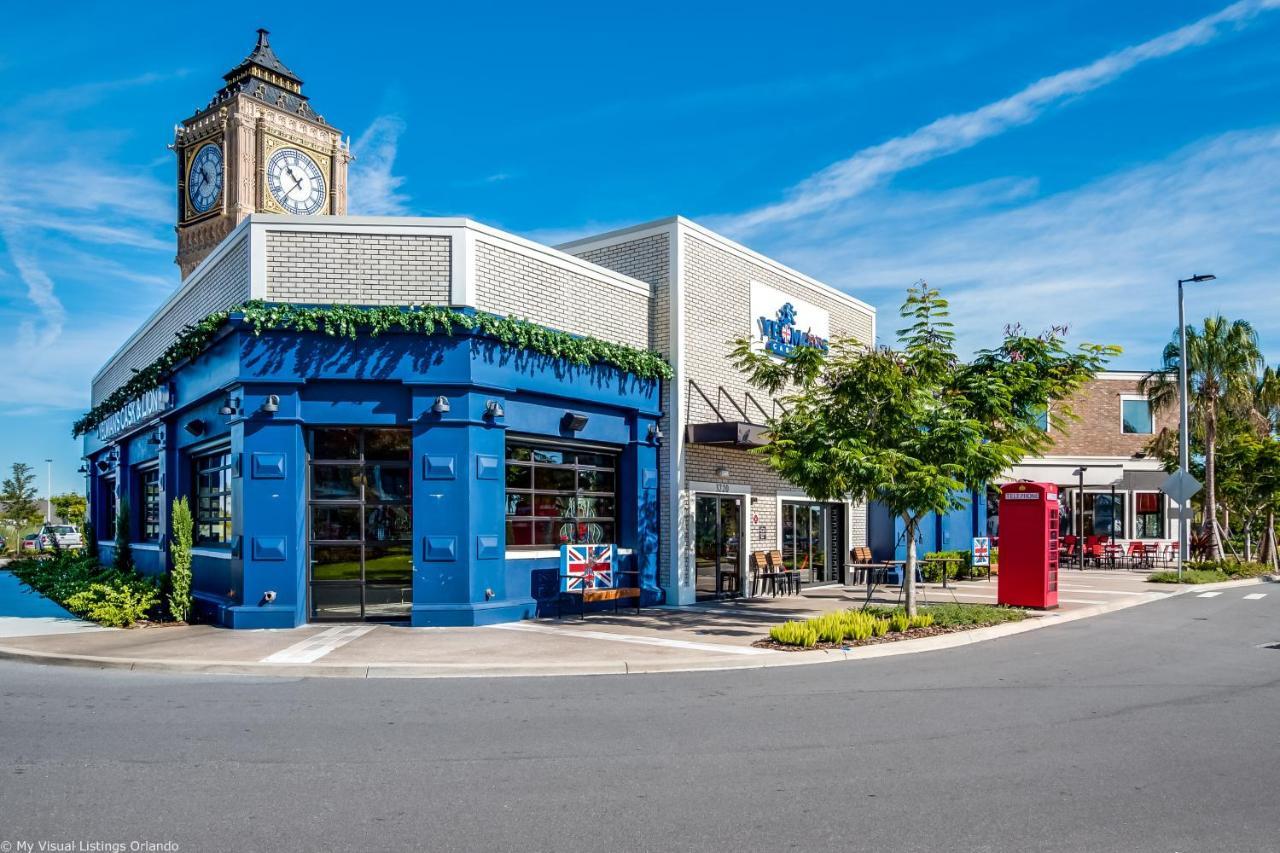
<box><xmin>20</xmin><ymin>533</ymin><xmax>41</xmax><ymax>553</ymax></box>
<box><xmin>37</xmin><ymin>524</ymin><xmax>83</xmax><ymax>551</ymax></box>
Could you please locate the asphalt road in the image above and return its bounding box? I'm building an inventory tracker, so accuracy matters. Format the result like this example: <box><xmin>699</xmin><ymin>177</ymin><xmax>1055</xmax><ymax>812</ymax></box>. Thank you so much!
<box><xmin>1</xmin><ymin>588</ymin><xmax>1277</xmax><ymax>853</ymax></box>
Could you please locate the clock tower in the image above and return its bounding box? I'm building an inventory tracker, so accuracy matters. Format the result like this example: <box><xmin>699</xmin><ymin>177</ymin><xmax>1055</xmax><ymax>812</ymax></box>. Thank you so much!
<box><xmin>174</xmin><ymin>29</ymin><xmax>351</xmax><ymax>277</ymax></box>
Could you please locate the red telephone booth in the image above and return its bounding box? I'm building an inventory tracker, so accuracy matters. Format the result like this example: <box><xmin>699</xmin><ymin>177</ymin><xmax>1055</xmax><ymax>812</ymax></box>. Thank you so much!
<box><xmin>997</xmin><ymin>482</ymin><xmax>1060</xmax><ymax>609</ymax></box>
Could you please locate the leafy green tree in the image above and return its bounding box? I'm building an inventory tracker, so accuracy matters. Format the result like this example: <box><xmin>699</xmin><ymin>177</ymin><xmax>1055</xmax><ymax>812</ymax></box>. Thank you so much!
<box><xmin>733</xmin><ymin>284</ymin><xmax>1115</xmax><ymax>614</ymax></box>
<box><xmin>1215</xmin><ymin>431</ymin><xmax>1280</xmax><ymax>566</ymax></box>
<box><xmin>168</xmin><ymin>496</ymin><xmax>194</xmax><ymax>622</ymax></box>
<box><xmin>114</xmin><ymin>496</ymin><xmax>133</xmax><ymax>572</ymax></box>
<box><xmin>50</xmin><ymin>492</ymin><xmax>87</xmax><ymax>526</ymax></box>
<box><xmin>1141</xmin><ymin>317</ymin><xmax>1263</xmax><ymax>560</ymax></box>
<box><xmin>1</xmin><ymin>462</ymin><xmax>42</xmax><ymax>529</ymax></box>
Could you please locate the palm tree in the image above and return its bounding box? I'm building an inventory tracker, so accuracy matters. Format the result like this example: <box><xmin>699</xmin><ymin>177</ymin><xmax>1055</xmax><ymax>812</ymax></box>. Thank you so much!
<box><xmin>1253</xmin><ymin>366</ymin><xmax>1280</xmax><ymax>568</ymax></box>
<box><xmin>1140</xmin><ymin>316</ymin><xmax>1262</xmax><ymax>560</ymax></box>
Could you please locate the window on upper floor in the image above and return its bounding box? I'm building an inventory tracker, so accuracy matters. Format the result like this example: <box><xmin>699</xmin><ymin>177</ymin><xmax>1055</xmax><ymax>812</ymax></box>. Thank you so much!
<box><xmin>1121</xmin><ymin>397</ymin><xmax>1154</xmax><ymax>435</ymax></box>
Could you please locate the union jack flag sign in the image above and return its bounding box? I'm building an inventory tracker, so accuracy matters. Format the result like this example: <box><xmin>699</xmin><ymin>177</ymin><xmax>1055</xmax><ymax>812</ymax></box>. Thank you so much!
<box><xmin>561</xmin><ymin>544</ymin><xmax>615</xmax><ymax>591</ymax></box>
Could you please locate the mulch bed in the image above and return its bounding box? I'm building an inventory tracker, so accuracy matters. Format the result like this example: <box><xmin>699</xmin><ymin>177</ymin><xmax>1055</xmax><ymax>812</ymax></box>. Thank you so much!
<box><xmin>752</xmin><ymin>621</ymin><xmax>1017</xmax><ymax>652</ymax></box>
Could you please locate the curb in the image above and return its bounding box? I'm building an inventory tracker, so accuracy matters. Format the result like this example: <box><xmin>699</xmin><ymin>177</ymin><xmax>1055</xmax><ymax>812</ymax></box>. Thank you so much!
<box><xmin>0</xmin><ymin>577</ymin><xmax>1271</xmax><ymax>680</ymax></box>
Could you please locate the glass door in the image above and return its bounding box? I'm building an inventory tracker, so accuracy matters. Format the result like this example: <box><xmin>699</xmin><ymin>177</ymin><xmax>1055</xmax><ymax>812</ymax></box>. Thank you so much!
<box><xmin>694</xmin><ymin>495</ymin><xmax>743</xmax><ymax>600</ymax></box>
<box><xmin>782</xmin><ymin>501</ymin><xmax>844</xmax><ymax>585</ymax></box>
<box><xmin>308</xmin><ymin>428</ymin><xmax>413</xmax><ymax>622</ymax></box>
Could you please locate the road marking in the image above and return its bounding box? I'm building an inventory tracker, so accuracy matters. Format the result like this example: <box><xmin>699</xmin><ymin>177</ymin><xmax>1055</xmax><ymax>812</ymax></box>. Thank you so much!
<box><xmin>1197</xmin><ymin>591</ymin><xmax>1222</xmax><ymax>598</ymax></box>
<box><xmin>1243</xmin><ymin>593</ymin><xmax>1267</xmax><ymax>600</ymax></box>
<box><xmin>261</xmin><ymin>625</ymin><xmax>376</xmax><ymax>663</ymax></box>
<box><xmin>1056</xmin><ymin>587</ymin><xmax>1146</xmax><ymax>596</ymax></box>
<box><xmin>489</xmin><ymin>622</ymin><xmax>775</xmax><ymax>655</ymax></box>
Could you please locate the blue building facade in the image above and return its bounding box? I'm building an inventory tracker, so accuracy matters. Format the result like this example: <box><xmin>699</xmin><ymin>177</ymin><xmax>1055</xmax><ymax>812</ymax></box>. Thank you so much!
<box><xmin>84</xmin><ymin>316</ymin><xmax>662</xmax><ymax>628</ymax></box>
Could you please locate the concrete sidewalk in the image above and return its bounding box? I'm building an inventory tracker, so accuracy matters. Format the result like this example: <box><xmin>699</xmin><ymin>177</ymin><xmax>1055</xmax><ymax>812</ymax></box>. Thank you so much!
<box><xmin>0</xmin><ymin>569</ymin><xmax>1266</xmax><ymax>678</ymax></box>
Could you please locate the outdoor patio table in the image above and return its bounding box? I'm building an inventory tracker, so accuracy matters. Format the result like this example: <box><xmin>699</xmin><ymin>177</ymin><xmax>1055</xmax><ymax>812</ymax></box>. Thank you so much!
<box><xmin>1103</xmin><ymin>543</ymin><xmax>1123</xmax><ymax>570</ymax></box>
<box><xmin>923</xmin><ymin>556</ymin><xmax>964</xmax><ymax>589</ymax></box>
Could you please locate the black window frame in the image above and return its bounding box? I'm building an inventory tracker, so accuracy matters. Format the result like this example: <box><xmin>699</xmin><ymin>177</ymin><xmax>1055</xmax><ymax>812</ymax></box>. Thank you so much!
<box><xmin>139</xmin><ymin>465</ymin><xmax>161</xmax><ymax>542</ymax></box>
<box><xmin>504</xmin><ymin>437</ymin><xmax>619</xmax><ymax>550</ymax></box>
<box><xmin>193</xmin><ymin>447</ymin><xmax>233</xmax><ymax>547</ymax></box>
<box><xmin>307</xmin><ymin>427</ymin><xmax>414</xmax><ymax>622</ymax></box>
<box><xmin>100</xmin><ymin>477</ymin><xmax>117</xmax><ymax>540</ymax></box>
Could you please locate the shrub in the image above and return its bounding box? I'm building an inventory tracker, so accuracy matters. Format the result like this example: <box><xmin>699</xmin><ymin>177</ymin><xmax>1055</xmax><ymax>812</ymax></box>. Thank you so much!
<box><xmin>8</xmin><ymin>551</ymin><xmax>160</xmax><ymax>628</ymax></box>
<box><xmin>888</xmin><ymin>611</ymin><xmax>911</xmax><ymax>633</ymax></box>
<box><xmin>1149</xmin><ymin>569</ymin><xmax>1231</xmax><ymax>584</ymax></box>
<box><xmin>65</xmin><ymin>580</ymin><xmax>159</xmax><ymax>628</ymax></box>
<box><xmin>114</xmin><ymin>497</ymin><xmax>132</xmax><ymax>572</ymax></box>
<box><xmin>922</xmin><ymin>550</ymin><xmax>971</xmax><ymax>582</ymax></box>
<box><xmin>909</xmin><ymin>613</ymin><xmax>935</xmax><ymax>629</ymax></box>
<box><xmin>917</xmin><ymin>602</ymin><xmax>1025</xmax><ymax>626</ymax></box>
<box><xmin>769</xmin><ymin>621</ymin><xmax>818</xmax><ymax>648</ymax></box>
<box><xmin>871</xmin><ymin>618</ymin><xmax>890</xmax><ymax>637</ymax></box>
<box><xmin>813</xmin><ymin>613</ymin><xmax>847</xmax><ymax>644</ymax></box>
<box><xmin>168</xmin><ymin>496</ymin><xmax>194</xmax><ymax>622</ymax></box>
<box><xmin>1189</xmin><ymin>559</ymin><xmax>1271</xmax><ymax>579</ymax></box>
<box><xmin>83</xmin><ymin>518</ymin><xmax>98</xmax><ymax>561</ymax></box>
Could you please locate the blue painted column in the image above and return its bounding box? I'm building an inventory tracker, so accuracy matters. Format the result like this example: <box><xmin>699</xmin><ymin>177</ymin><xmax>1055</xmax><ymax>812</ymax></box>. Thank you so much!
<box><xmin>410</xmin><ymin>387</ymin><xmax>535</xmax><ymax>626</ymax></box>
<box><xmin>225</xmin><ymin>387</ymin><xmax>306</xmax><ymax>628</ymax></box>
<box><xmin>620</xmin><ymin>418</ymin><xmax>663</xmax><ymax>604</ymax></box>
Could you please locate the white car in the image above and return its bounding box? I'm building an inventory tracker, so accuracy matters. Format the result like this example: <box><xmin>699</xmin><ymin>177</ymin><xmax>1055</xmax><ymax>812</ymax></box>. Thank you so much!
<box><xmin>38</xmin><ymin>524</ymin><xmax>83</xmax><ymax>551</ymax></box>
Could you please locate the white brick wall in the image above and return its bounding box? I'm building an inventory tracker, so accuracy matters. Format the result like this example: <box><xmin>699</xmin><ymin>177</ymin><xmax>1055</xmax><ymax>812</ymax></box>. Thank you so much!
<box><xmin>474</xmin><ymin>239</ymin><xmax>650</xmax><ymax>350</ymax></box>
<box><xmin>265</xmin><ymin>231</ymin><xmax>451</xmax><ymax>305</ymax></box>
<box><xmin>92</xmin><ymin>235</ymin><xmax>251</xmax><ymax>404</ymax></box>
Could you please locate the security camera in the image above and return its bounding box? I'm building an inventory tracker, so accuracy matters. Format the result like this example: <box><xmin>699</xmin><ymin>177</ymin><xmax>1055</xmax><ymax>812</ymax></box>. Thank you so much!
<box><xmin>263</xmin><ymin>590</ymin><xmax>277</xmax><ymax>603</ymax></box>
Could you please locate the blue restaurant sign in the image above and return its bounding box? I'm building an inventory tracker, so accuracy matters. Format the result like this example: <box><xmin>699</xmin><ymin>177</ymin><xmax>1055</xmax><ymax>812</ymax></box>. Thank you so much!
<box><xmin>96</xmin><ymin>384</ymin><xmax>173</xmax><ymax>441</ymax></box>
<box><xmin>757</xmin><ymin>302</ymin><xmax>830</xmax><ymax>358</ymax></box>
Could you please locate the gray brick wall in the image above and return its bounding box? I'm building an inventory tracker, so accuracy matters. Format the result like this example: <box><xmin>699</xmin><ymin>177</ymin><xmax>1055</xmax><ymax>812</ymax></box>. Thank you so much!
<box><xmin>569</xmin><ymin>233</ymin><xmax>678</xmax><ymax>588</ymax></box>
<box><xmin>474</xmin><ymin>239</ymin><xmax>650</xmax><ymax>350</ymax></box>
<box><xmin>92</xmin><ymin>236</ymin><xmax>251</xmax><ymax>404</ymax></box>
<box><xmin>265</xmin><ymin>231</ymin><xmax>451</xmax><ymax>305</ymax></box>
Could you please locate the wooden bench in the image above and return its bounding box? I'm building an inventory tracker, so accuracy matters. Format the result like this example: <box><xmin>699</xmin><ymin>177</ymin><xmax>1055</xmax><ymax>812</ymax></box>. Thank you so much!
<box><xmin>558</xmin><ymin>571</ymin><xmax>641</xmax><ymax>619</ymax></box>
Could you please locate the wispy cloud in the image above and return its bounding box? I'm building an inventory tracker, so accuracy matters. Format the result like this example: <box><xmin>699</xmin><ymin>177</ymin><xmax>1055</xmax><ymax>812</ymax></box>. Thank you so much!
<box><xmin>1</xmin><ymin>229</ymin><xmax>66</xmax><ymax>350</ymax></box>
<box><xmin>752</xmin><ymin>127</ymin><xmax>1280</xmax><ymax>368</ymax></box>
<box><xmin>722</xmin><ymin>0</ymin><xmax>1280</xmax><ymax>234</ymax></box>
<box><xmin>348</xmin><ymin>115</ymin><xmax>411</xmax><ymax>215</ymax></box>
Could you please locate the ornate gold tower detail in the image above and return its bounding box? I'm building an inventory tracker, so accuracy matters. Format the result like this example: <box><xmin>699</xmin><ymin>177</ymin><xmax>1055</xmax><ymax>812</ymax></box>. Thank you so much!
<box><xmin>173</xmin><ymin>29</ymin><xmax>352</xmax><ymax>277</ymax></box>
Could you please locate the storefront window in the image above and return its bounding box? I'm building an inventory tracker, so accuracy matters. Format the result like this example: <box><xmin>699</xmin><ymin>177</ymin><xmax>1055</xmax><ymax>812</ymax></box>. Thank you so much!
<box><xmin>101</xmin><ymin>478</ymin><xmax>117</xmax><ymax>539</ymax></box>
<box><xmin>140</xmin><ymin>467</ymin><xmax>161</xmax><ymax>542</ymax></box>
<box><xmin>1082</xmin><ymin>492</ymin><xmax>1125</xmax><ymax>538</ymax></box>
<box><xmin>1134</xmin><ymin>492</ymin><xmax>1164</xmax><ymax>538</ymax></box>
<box><xmin>781</xmin><ymin>501</ymin><xmax>839</xmax><ymax>584</ymax></box>
<box><xmin>193</xmin><ymin>449</ymin><xmax>233</xmax><ymax>545</ymax></box>
<box><xmin>505</xmin><ymin>439</ymin><xmax>617</xmax><ymax>548</ymax></box>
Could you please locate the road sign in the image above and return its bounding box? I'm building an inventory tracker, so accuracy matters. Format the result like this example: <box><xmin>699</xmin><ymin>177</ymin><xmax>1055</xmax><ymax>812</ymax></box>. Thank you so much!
<box><xmin>972</xmin><ymin>537</ymin><xmax>991</xmax><ymax>567</ymax></box>
<box><xmin>1160</xmin><ymin>470</ymin><xmax>1202</xmax><ymax>505</ymax></box>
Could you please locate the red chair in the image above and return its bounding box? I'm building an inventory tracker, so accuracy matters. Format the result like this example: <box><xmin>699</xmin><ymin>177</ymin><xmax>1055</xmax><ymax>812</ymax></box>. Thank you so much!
<box><xmin>1083</xmin><ymin>537</ymin><xmax>1104</xmax><ymax>567</ymax></box>
<box><xmin>1126</xmin><ymin>541</ymin><xmax>1146</xmax><ymax>570</ymax></box>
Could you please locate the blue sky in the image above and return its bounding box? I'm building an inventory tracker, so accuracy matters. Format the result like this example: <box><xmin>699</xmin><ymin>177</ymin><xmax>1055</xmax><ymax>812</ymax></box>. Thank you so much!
<box><xmin>2</xmin><ymin>0</ymin><xmax>1279</xmax><ymax>494</ymax></box>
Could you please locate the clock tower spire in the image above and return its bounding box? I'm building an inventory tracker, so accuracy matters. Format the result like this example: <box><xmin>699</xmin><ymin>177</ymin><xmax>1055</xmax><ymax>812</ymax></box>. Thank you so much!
<box><xmin>173</xmin><ymin>29</ymin><xmax>352</xmax><ymax>278</ymax></box>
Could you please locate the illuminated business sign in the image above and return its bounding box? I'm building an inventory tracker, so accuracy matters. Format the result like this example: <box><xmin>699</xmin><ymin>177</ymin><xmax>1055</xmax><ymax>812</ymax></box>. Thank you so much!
<box><xmin>96</xmin><ymin>385</ymin><xmax>173</xmax><ymax>441</ymax></box>
<box><xmin>750</xmin><ymin>281</ymin><xmax>830</xmax><ymax>359</ymax></box>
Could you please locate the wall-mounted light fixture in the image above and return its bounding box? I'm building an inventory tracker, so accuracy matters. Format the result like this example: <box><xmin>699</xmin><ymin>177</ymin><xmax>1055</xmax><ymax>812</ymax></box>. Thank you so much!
<box><xmin>77</xmin><ymin>464</ymin><xmax>88</xmax><ymax>475</ymax></box>
<box><xmin>646</xmin><ymin>423</ymin><xmax>664</xmax><ymax>444</ymax></box>
<box><xmin>147</xmin><ymin>429</ymin><xmax>162</xmax><ymax>446</ymax></box>
<box><xmin>432</xmin><ymin>395</ymin><xmax>450</xmax><ymax>414</ymax></box>
<box><xmin>485</xmin><ymin>400</ymin><xmax>505</xmax><ymax>419</ymax></box>
<box><xmin>95</xmin><ymin>459</ymin><xmax>111</xmax><ymax>474</ymax></box>
<box><xmin>260</xmin><ymin>394</ymin><xmax>280</xmax><ymax>414</ymax></box>
<box><xmin>562</xmin><ymin>412</ymin><xmax>589</xmax><ymax>432</ymax></box>
<box><xmin>715</xmin><ymin>466</ymin><xmax>730</xmax><ymax>479</ymax></box>
<box><xmin>218</xmin><ymin>394</ymin><xmax>240</xmax><ymax>416</ymax></box>
<box><xmin>184</xmin><ymin>418</ymin><xmax>206</xmax><ymax>437</ymax></box>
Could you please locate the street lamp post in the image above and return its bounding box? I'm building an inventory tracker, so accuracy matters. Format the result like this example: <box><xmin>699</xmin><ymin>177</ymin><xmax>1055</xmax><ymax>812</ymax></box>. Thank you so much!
<box><xmin>44</xmin><ymin>458</ymin><xmax>52</xmax><ymax>523</ymax></box>
<box><xmin>1176</xmin><ymin>274</ymin><xmax>1215</xmax><ymax>580</ymax></box>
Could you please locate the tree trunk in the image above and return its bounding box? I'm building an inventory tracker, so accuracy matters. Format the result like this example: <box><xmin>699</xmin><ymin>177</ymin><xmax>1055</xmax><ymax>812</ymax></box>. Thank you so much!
<box><xmin>1261</xmin><ymin>510</ymin><xmax>1278</xmax><ymax>570</ymax></box>
<box><xmin>1203</xmin><ymin>407</ymin><xmax>1223</xmax><ymax>560</ymax></box>
<box><xmin>902</xmin><ymin>515</ymin><xmax>918</xmax><ymax>617</ymax></box>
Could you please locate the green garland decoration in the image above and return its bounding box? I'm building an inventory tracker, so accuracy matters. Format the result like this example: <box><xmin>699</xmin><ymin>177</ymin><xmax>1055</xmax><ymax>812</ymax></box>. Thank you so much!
<box><xmin>74</xmin><ymin>301</ymin><xmax>671</xmax><ymax>437</ymax></box>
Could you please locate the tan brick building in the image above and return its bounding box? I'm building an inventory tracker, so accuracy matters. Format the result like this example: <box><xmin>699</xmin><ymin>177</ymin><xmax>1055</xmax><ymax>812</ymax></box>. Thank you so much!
<box><xmin>1001</xmin><ymin>372</ymin><xmax>1178</xmax><ymax>543</ymax></box>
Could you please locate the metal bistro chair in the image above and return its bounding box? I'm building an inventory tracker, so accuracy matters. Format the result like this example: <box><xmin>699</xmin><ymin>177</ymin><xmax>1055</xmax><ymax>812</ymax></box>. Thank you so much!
<box><xmin>1126</xmin><ymin>541</ymin><xmax>1146</xmax><ymax>570</ymax></box>
<box><xmin>750</xmin><ymin>551</ymin><xmax>779</xmax><ymax>597</ymax></box>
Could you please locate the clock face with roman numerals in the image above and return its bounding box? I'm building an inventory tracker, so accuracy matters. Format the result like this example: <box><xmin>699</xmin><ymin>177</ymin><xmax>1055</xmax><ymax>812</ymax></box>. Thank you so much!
<box><xmin>266</xmin><ymin>147</ymin><xmax>327</xmax><ymax>215</ymax></box>
<box><xmin>187</xmin><ymin>143</ymin><xmax>223</xmax><ymax>213</ymax></box>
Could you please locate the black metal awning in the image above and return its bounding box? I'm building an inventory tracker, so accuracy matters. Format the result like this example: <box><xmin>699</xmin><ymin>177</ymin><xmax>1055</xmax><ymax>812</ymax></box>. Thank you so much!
<box><xmin>684</xmin><ymin>421</ymin><xmax>770</xmax><ymax>448</ymax></box>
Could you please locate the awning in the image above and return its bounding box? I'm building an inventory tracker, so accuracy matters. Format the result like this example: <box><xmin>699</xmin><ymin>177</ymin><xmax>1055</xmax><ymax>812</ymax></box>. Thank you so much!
<box><xmin>1002</xmin><ymin>462</ymin><xmax>1124</xmax><ymax>487</ymax></box>
<box><xmin>1121</xmin><ymin>469</ymin><xmax>1170</xmax><ymax>492</ymax></box>
<box><xmin>684</xmin><ymin>421</ymin><xmax>770</xmax><ymax>448</ymax></box>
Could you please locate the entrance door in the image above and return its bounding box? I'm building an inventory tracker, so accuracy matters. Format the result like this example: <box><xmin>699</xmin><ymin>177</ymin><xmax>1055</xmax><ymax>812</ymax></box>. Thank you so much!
<box><xmin>308</xmin><ymin>428</ymin><xmax>414</xmax><ymax>622</ymax></box>
<box><xmin>782</xmin><ymin>501</ymin><xmax>844</xmax><ymax>584</ymax></box>
<box><xmin>694</xmin><ymin>495</ymin><xmax>743</xmax><ymax>600</ymax></box>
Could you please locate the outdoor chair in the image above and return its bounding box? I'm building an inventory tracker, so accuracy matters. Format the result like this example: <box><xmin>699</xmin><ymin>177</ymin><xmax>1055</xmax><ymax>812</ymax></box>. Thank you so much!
<box><xmin>766</xmin><ymin>550</ymin><xmax>800</xmax><ymax>595</ymax></box>
<box><xmin>1126</xmin><ymin>541</ymin><xmax>1146</xmax><ymax>568</ymax></box>
<box><xmin>750</xmin><ymin>551</ymin><xmax>780</xmax><ymax>597</ymax></box>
